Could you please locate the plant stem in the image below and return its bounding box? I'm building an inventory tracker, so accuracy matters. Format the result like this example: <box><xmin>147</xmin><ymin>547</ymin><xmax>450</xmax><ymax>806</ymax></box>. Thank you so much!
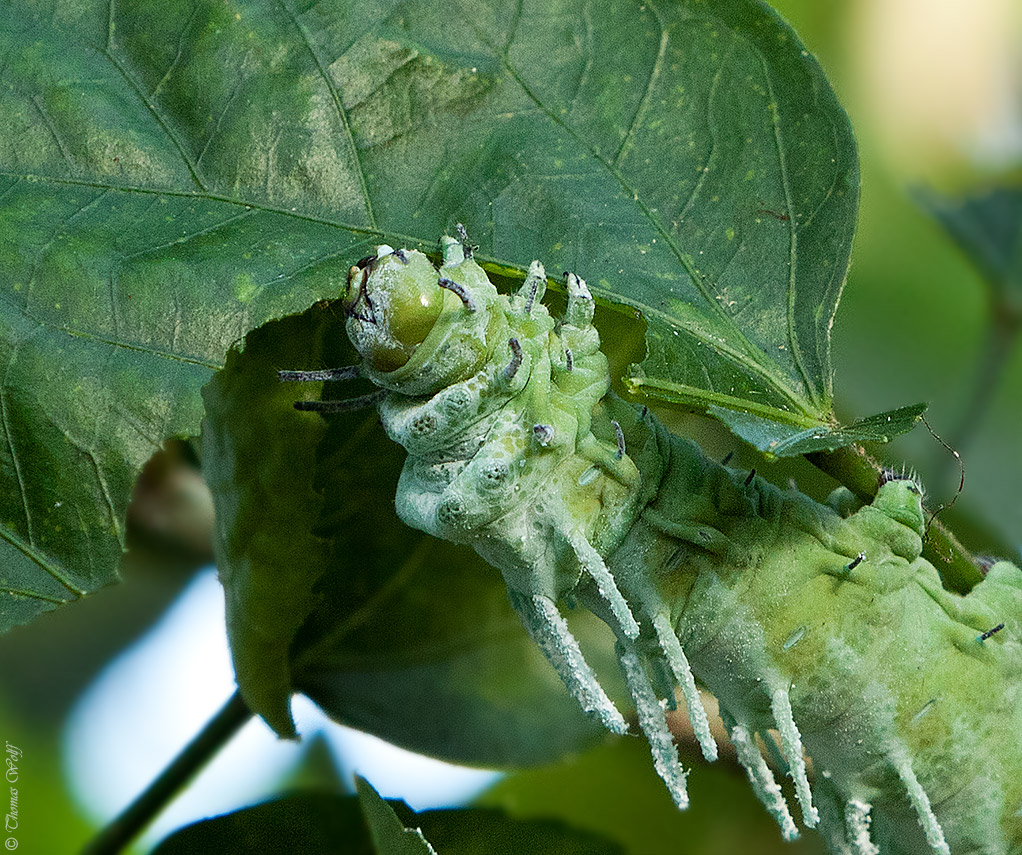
<box><xmin>82</xmin><ymin>690</ymin><xmax>253</xmax><ymax>855</ymax></box>
<box><xmin>807</xmin><ymin>444</ymin><xmax>984</xmax><ymax>594</ymax></box>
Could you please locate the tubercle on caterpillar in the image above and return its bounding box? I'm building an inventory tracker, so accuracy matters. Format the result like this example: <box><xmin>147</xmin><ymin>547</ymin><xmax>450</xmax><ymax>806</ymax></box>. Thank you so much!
<box><xmin>283</xmin><ymin>234</ymin><xmax>1022</xmax><ymax>855</ymax></box>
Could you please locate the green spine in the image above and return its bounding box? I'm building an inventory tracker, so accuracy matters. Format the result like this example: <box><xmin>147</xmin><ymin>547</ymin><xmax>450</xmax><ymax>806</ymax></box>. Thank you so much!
<box><xmin>338</xmin><ymin>237</ymin><xmax>1022</xmax><ymax>854</ymax></box>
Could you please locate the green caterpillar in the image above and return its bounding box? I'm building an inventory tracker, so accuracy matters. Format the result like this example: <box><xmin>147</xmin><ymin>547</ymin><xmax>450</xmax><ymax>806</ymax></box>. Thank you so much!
<box><xmin>289</xmin><ymin>235</ymin><xmax>1022</xmax><ymax>854</ymax></box>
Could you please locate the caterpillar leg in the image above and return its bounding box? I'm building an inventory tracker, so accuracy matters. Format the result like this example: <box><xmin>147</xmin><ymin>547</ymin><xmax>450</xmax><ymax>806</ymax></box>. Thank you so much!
<box><xmin>508</xmin><ymin>591</ymin><xmax>628</xmax><ymax>735</ymax></box>
<box><xmin>617</xmin><ymin>638</ymin><xmax>690</xmax><ymax>809</ymax></box>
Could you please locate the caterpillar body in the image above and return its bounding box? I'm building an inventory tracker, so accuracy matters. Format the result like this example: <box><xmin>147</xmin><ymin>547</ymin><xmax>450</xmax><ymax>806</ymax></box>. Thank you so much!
<box><xmin>296</xmin><ymin>236</ymin><xmax>1022</xmax><ymax>854</ymax></box>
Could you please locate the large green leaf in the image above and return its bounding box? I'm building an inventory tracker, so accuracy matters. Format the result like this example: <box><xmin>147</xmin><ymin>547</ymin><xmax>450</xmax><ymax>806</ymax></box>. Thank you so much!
<box><xmin>200</xmin><ymin>311</ymin><xmax>334</xmax><ymax>737</ymax></box>
<box><xmin>152</xmin><ymin>792</ymin><xmax>375</xmax><ymax>855</ymax></box>
<box><xmin>0</xmin><ymin>0</ymin><xmax>871</xmax><ymax>629</ymax></box>
<box><xmin>203</xmin><ymin>303</ymin><xmax>613</xmax><ymax>761</ymax></box>
<box><xmin>151</xmin><ymin>786</ymin><xmax>624</xmax><ymax>854</ymax></box>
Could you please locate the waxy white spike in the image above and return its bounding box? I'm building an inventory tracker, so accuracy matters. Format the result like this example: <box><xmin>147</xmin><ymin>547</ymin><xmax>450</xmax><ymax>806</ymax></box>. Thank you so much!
<box><xmin>845</xmin><ymin>800</ymin><xmax>879</xmax><ymax>855</ymax></box>
<box><xmin>729</xmin><ymin>722</ymin><xmax>799</xmax><ymax>841</ymax></box>
<box><xmin>569</xmin><ymin>530</ymin><xmax>640</xmax><ymax>639</ymax></box>
<box><xmin>892</xmin><ymin>751</ymin><xmax>950</xmax><ymax>855</ymax></box>
<box><xmin>618</xmin><ymin>643</ymin><xmax>689</xmax><ymax>809</ymax></box>
<box><xmin>513</xmin><ymin>593</ymin><xmax>628</xmax><ymax>734</ymax></box>
<box><xmin>650</xmin><ymin>611</ymin><xmax>717</xmax><ymax>761</ymax></box>
<box><xmin>771</xmin><ymin>688</ymin><xmax>819</xmax><ymax>827</ymax></box>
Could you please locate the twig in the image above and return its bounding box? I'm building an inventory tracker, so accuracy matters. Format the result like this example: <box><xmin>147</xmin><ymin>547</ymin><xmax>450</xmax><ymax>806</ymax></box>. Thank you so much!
<box><xmin>82</xmin><ymin>691</ymin><xmax>252</xmax><ymax>855</ymax></box>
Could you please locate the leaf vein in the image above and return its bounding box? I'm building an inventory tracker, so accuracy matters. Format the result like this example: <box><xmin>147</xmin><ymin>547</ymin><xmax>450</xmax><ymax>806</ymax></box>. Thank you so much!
<box><xmin>0</xmin><ymin>177</ymin><xmax>24</xmax><ymax>206</ymax></box>
<box><xmin>58</xmin><ymin>326</ymin><xmax>223</xmax><ymax>369</ymax></box>
<box><xmin>30</xmin><ymin>95</ymin><xmax>77</xmax><ymax>175</ymax></box>
<box><xmin>195</xmin><ymin>75</ymin><xmax>246</xmax><ymax>173</ymax></box>
<box><xmin>118</xmin><ymin>208</ymin><xmax>259</xmax><ymax>262</ymax></box>
<box><xmin>0</xmin><ymin>587</ymin><xmax>70</xmax><ymax>605</ymax></box>
<box><xmin>504</xmin><ymin>0</ymin><xmax>525</xmax><ymax>53</ymax></box>
<box><xmin>0</xmin><ymin>172</ymin><xmax>400</xmax><ymax>240</ymax></box>
<box><xmin>23</xmin><ymin>188</ymin><xmax>114</xmax><ymax>316</ymax></box>
<box><xmin>759</xmin><ymin>54</ymin><xmax>819</xmax><ymax>408</ymax></box>
<box><xmin>566</xmin><ymin>0</ymin><xmax>595</xmax><ymax>114</ymax></box>
<box><xmin>107</xmin><ymin>270</ymin><xmax>121</xmax><ymax>340</ymax></box>
<box><xmin>278</xmin><ymin>0</ymin><xmax>377</xmax><ymax>230</ymax></box>
<box><xmin>0</xmin><ymin>353</ymin><xmax>33</xmax><ymax>549</ymax></box>
<box><xmin>150</xmin><ymin>3</ymin><xmax>201</xmax><ymax>99</ymax></box>
<box><xmin>492</xmin><ymin>24</ymin><xmax>813</xmax><ymax>416</ymax></box>
<box><xmin>672</xmin><ymin>38</ymin><xmax>734</xmax><ymax>226</ymax></box>
<box><xmin>278</xmin><ymin>241</ymin><xmax>377</xmax><ymax>283</ymax></box>
<box><xmin>797</xmin><ymin>121</ymin><xmax>840</xmax><ymax>233</ymax></box>
<box><xmin>295</xmin><ymin>538</ymin><xmax>446</xmax><ymax>671</ymax></box>
<box><xmin>85</xmin><ymin>441</ymin><xmax>124</xmax><ymax>545</ymax></box>
<box><xmin>101</xmin><ymin>44</ymin><xmax>207</xmax><ymax>191</ymax></box>
<box><xmin>612</xmin><ymin>2</ymin><xmax>669</xmax><ymax>167</ymax></box>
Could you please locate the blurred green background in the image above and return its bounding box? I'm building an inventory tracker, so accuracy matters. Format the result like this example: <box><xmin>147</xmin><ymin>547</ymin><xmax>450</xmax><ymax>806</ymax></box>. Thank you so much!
<box><xmin>0</xmin><ymin>0</ymin><xmax>1019</xmax><ymax>852</ymax></box>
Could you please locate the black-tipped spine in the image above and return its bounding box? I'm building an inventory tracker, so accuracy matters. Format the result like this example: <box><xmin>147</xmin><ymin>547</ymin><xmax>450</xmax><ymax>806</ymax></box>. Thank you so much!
<box><xmin>613</xmin><ymin>420</ymin><xmax>625</xmax><ymax>461</ymax></box>
<box><xmin>503</xmin><ymin>338</ymin><xmax>523</xmax><ymax>381</ymax></box>
<box><xmin>279</xmin><ymin>366</ymin><xmax>361</xmax><ymax>383</ymax></box>
<box><xmin>294</xmin><ymin>390</ymin><xmax>386</xmax><ymax>413</ymax></box>
<box><xmin>438</xmin><ymin>277</ymin><xmax>477</xmax><ymax>312</ymax></box>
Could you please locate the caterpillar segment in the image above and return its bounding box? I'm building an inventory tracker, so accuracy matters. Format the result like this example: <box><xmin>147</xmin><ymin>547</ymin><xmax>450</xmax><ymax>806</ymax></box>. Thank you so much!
<box><xmin>286</xmin><ymin>235</ymin><xmax>1022</xmax><ymax>854</ymax></box>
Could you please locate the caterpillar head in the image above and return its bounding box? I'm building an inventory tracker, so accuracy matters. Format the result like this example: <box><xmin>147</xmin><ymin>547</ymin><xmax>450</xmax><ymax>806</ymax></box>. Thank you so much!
<box><xmin>343</xmin><ymin>239</ymin><xmax>500</xmax><ymax>396</ymax></box>
<box><xmin>343</xmin><ymin>247</ymin><xmax>445</xmax><ymax>373</ymax></box>
<box><xmin>874</xmin><ymin>468</ymin><xmax>925</xmax><ymax>537</ymax></box>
